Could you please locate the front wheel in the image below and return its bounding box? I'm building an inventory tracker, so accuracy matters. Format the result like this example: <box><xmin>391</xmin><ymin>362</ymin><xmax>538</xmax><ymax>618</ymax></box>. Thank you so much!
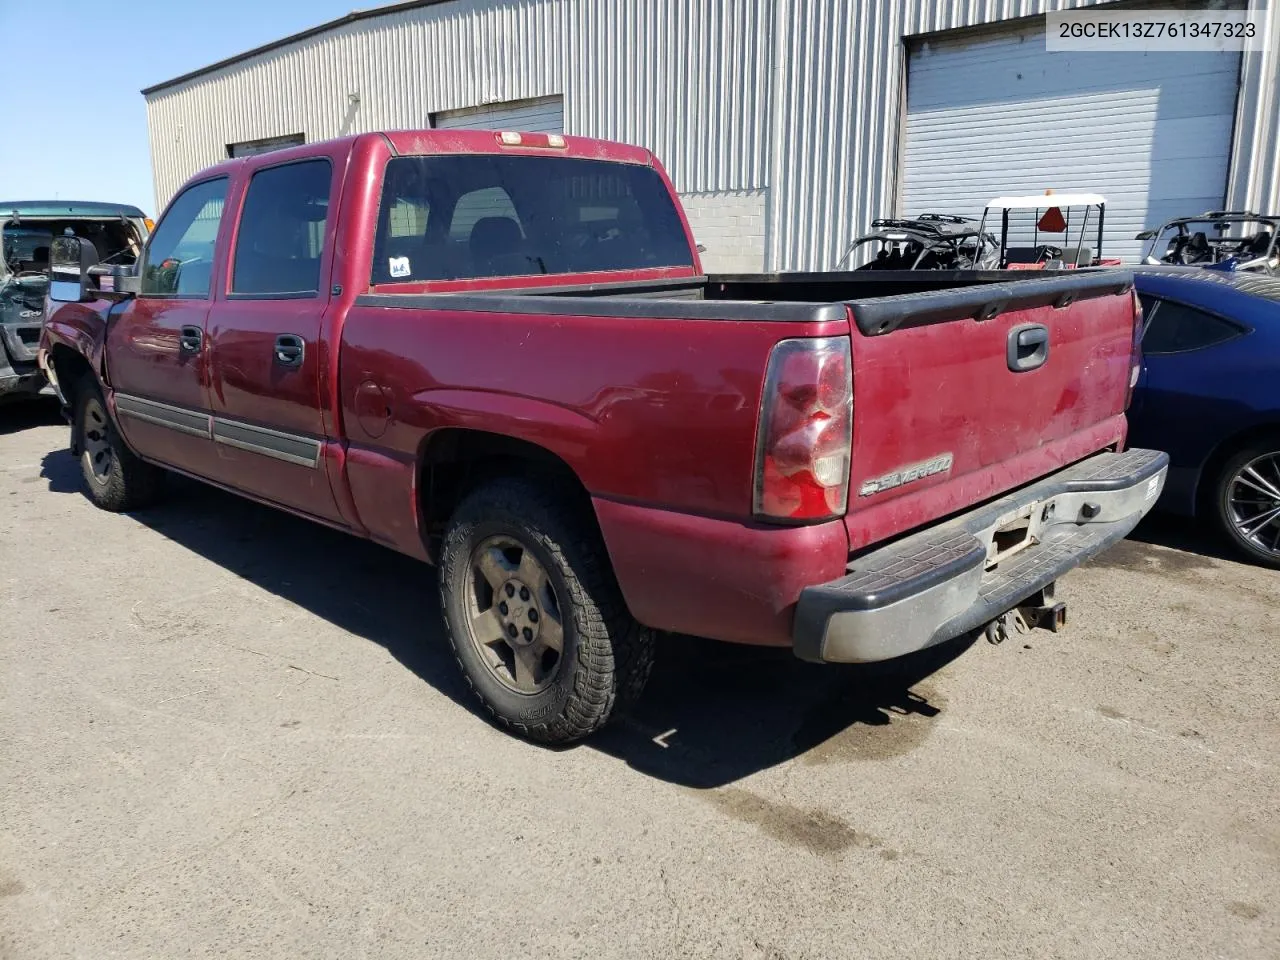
<box><xmin>74</xmin><ymin>379</ymin><xmax>164</xmax><ymax>512</ymax></box>
<box><xmin>1214</xmin><ymin>441</ymin><xmax>1280</xmax><ymax>569</ymax></box>
<box><xmin>438</xmin><ymin>477</ymin><xmax>655</xmax><ymax>744</ymax></box>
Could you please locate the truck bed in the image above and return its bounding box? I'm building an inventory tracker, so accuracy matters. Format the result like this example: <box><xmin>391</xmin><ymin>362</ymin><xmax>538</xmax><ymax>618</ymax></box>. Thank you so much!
<box><xmin>360</xmin><ymin>268</ymin><xmax>1130</xmax><ymax>324</ymax></box>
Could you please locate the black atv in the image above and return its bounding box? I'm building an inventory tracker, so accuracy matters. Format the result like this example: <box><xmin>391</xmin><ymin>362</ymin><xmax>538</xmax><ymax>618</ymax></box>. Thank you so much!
<box><xmin>836</xmin><ymin>214</ymin><xmax>998</xmax><ymax>271</ymax></box>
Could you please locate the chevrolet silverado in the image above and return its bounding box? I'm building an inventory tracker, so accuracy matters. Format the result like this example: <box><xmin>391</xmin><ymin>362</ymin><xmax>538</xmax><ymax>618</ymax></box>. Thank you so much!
<box><xmin>41</xmin><ymin>131</ymin><xmax>1167</xmax><ymax>743</ymax></box>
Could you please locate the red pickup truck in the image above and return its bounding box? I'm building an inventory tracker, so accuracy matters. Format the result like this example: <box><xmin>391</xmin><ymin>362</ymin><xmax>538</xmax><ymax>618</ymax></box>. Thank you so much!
<box><xmin>41</xmin><ymin>130</ymin><xmax>1166</xmax><ymax>743</ymax></box>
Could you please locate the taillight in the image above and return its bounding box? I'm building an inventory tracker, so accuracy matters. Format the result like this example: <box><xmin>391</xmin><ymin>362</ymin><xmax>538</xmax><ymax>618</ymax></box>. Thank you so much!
<box><xmin>1126</xmin><ymin>290</ymin><xmax>1143</xmax><ymax>408</ymax></box>
<box><xmin>753</xmin><ymin>336</ymin><xmax>853</xmax><ymax>522</ymax></box>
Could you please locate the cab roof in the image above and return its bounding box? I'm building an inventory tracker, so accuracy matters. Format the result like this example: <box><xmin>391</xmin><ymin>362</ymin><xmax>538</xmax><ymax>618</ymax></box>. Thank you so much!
<box><xmin>381</xmin><ymin>129</ymin><xmax>655</xmax><ymax>165</ymax></box>
<box><xmin>1</xmin><ymin>200</ymin><xmax>148</xmax><ymax>218</ymax></box>
<box><xmin>176</xmin><ymin>130</ymin><xmax>657</xmax><ymax>197</ymax></box>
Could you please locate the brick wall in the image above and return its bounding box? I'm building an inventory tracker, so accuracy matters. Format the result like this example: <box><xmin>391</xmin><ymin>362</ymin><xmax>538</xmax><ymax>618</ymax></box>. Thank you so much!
<box><xmin>678</xmin><ymin>189</ymin><xmax>767</xmax><ymax>273</ymax></box>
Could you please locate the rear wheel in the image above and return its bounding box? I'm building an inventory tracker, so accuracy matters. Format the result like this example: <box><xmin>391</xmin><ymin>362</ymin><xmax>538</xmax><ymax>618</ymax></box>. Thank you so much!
<box><xmin>438</xmin><ymin>477</ymin><xmax>655</xmax><ymax>744</ymax></box>
<box><xmin>1214</xmin><ymin>441</ymin><xmax>1280</xmax><ymax>569</ymax></box>
<box><xmin>74</xmin><ymin>379</ymin><xmax>163</xmax><ymax>512</ymax></box>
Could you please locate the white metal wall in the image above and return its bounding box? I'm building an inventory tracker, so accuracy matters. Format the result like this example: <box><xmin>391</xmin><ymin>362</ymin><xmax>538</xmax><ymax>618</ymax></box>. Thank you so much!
<box><xmin>432</xmin><ymin>95</ymin><xmax>564</xmax><ymax>131</ymax></box>
<box><xmin>567</xmin><ymin>0</ymin><xmax>773</xmax><ymax>194</ymax></box>
<box><xmin>145</xmin><ymin>0</ymin><xmax>1280</xmax><ymax>269</ymax></box>
<box><xmin>144</xmin><ymin>0</ymin><xmax>567</xmax><ymax>207</ymax></box>
<box><xmin>901</xmin><ymin>25</ymin><xmax>1242</xmax><ymax>262</ymax></box>
<box><xmin>764</xmin><ymin>0</ymin><xmax>1275</xmax><ymax>270</ymax></box>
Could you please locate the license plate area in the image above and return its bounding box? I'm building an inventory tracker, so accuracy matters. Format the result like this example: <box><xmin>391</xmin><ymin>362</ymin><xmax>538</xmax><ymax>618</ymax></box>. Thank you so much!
<box><xmin>986</xmin><ymin>498</ymin><xmax>1056</xmax><ymax>569</ymax></box>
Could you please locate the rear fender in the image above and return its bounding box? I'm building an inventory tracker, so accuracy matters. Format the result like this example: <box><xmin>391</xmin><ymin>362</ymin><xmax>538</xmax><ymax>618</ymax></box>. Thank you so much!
<box><xmin>344</xmin><ymin>389</ymin><xmax>603</xmax><ymax>563</ymax></box>
<box><xmin>409</xmin><ymin>388</ymin><xmax>604</xmax><ymax>489</ymax></box>
<box><xmin>1192</xmin><ymin>419</ymin><xmax>1280</xmax><ymax>516</ymax></box>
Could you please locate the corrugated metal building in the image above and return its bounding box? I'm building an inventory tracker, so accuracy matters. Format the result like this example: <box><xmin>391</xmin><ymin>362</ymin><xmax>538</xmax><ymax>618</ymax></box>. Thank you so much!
<box><xmin>143</xmin><ymin>0</ymin><xmax>1279</xmax><ymax>271</ymax></box>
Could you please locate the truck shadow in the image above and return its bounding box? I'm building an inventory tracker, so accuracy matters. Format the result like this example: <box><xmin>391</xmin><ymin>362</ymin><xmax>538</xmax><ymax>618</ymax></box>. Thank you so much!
<box><xmin>40</xmin><ymin>448</ymin><xmax>965</xmax><ymax>788</ymax></box>
<box><xmin>1088</xmin><ymin>511</ymin><xmax>1237</xmax><ymax>569</ymax></box>
<box><xmin>591</xmin><ymin>633</ymin><xmax>967</xmax><ymax>787</ymax></box>
<box><xmin>0</xmin><ymin>397</ymin><xmax>62</xmax><ymax>435</ymax></box>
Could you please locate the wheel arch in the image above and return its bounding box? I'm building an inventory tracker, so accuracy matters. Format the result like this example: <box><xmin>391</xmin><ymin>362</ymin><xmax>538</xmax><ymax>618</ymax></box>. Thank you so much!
<box><xmin>47</xmin><ymin>344</ymin><xmax>96</xmax><ymax>421</ymax></box>
<box><xmin>1194</xmin><ymin>420</ymin><xmax>1280</xmax><ymax>515</ymax></box>
<box><xmin>416</xmin><ymin>427</ymin><xmax>598</xmax><ymax>562</ymax></box>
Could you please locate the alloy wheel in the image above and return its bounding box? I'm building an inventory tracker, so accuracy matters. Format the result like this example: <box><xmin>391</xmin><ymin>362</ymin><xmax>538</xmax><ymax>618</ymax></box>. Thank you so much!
<box><xmin>464</xmin><ymin>535</ymin><xmax>566</xmax><ymax>694</ymax></box>
<box><xmin>1226</xmin><ymin>451</ymin><xmax>1280</xmax><ymax>558</ymax></box>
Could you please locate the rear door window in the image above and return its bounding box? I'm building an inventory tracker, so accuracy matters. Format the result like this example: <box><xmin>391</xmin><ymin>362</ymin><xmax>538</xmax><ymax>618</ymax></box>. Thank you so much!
<box><xmin>232</xmin><ymin>159</ymin><xmax>332</xmax><ymax>297</ymax></box>
<box><xmin>141</xmin><ymin>178</ymin><xmax>229</xmax><ymax>297</ymax></box>
<box><xmin>371</xmin><ymin>154</ymin><xmax>694</xmax><ymax>284</ymax></box>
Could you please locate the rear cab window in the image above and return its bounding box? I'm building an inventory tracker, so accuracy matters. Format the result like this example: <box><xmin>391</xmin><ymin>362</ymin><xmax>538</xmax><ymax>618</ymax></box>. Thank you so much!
<box><xmin>371</xmin><ymin>154</ymin><xmax>694</xmax><ymax>285</ymax></box>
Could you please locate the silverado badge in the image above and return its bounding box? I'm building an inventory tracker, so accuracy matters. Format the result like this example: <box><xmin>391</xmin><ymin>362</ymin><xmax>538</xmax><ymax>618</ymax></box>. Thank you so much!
<box><xmin>859</xmin><ymin>453</ymin><xmax>954</xmax><ymax>497</ymax></box>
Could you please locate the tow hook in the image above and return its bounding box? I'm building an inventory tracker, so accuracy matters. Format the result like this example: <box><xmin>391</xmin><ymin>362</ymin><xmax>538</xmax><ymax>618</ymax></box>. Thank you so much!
<box><xmin>985</xmin><ymin>583</ymin><xmax>1067</xmax><ymax>644</ymax></box>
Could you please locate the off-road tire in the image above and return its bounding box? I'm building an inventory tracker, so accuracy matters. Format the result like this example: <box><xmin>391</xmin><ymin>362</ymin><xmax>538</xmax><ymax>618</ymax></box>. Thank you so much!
<box><xmin>74</xmin><ymin>377</ymin><xmax>164</xmax><ymax>512</ymax></box>
<box><xmin>438</xmin><ymin>477</ymin><xmax>655</xmax><ymax>744</ymax></box>
<box><xmin>1213</xmin><ymin>439</ymin><xmax>1280</xmax><ymax>570</ymax></box>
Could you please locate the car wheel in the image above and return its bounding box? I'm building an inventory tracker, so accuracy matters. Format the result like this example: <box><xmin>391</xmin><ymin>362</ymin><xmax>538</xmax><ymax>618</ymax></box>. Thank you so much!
<box><xmin>74</xmin><ymin>378</ymin><xmax>164</xmax><ymax>512</ymax></box>
<box><xmin>438</xmin><ymin>477</ymin><xmax>655</xmax><ymax>744</ymax></box>
<box><xmin>1214</xmin><ymin>440</ymin><xmax>1280</xmax><ymax>569</ymax></box>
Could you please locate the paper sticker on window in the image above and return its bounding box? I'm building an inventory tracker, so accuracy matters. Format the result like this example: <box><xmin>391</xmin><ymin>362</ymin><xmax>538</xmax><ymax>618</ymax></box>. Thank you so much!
<box><xmin>388</xmin><ymin>256</ymin><xmax>411</xmax><ymax>278</ymax></box>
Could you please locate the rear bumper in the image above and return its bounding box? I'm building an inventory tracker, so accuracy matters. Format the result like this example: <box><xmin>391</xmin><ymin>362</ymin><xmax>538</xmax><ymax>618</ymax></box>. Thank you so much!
<box><xmin>793</xmin><ymin>448</ymin><xmax>1169</xmax><ymax>663</ymax></box>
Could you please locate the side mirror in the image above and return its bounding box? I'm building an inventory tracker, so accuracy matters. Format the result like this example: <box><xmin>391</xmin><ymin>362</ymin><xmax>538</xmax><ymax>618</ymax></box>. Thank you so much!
<box><xmin>49</xmin><ymin>236</ymin><xmax>101</xmax><ymax>303</ymax></box>
<box><xmin>95</xmin><ymin>264</ymin><xmax>141</xmax><ymax>296</ymax></box>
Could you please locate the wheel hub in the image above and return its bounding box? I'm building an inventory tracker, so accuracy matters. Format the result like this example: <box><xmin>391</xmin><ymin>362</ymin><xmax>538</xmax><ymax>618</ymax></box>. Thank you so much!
<box><xmin>463</xmin><ymin>535</ymin><xmax>566</xmax><ymax>695</ymax></box>
<box><xmin>82</xmin><ymin>398</ymin><xmax>114</xmax><ymax>485</ymax></box>
<box><xmin>496</xmin><ymin>578</ymin><xmax>541</xmax><ymax>646</ymax></box>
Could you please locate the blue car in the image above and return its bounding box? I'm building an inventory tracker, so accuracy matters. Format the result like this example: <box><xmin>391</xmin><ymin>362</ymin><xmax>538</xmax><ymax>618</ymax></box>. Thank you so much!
<box><xmin>1129</xmin><ymin>268</ymin><xmax>1280</xmax><ymax>568</ymax></box>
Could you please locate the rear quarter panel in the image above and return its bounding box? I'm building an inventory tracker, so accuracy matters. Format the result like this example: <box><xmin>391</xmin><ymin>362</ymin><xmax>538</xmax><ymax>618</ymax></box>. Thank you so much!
<box><xmin>337</xmin><ymin>303</ymin><xmax>843</xmax><ymax>521</ymax></box>
<box><xmin>335</xmin><ymin>301</ymin><xmax>853</xmax><ymax>643</ymax></box>
<box><xmin>1130</xmin><ymin>289</ymin><xmax>1280</xmax><ymax>513</ymax></box>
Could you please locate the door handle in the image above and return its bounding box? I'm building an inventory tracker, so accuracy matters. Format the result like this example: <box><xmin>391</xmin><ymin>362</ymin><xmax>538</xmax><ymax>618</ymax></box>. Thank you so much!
<box><xmin>179</xmin><ymin>325</ymin><xmax>202</xmax><ymax>354</ymax></box>
<box><xmin>1007</xmin><ymin>324</ymin><xmax>1050</xmax><ymax>372</ymax></box>
<box><xmin>274</xmin><ymin>334</ymin><xmax>305</xmax><ymax>368</ymax></box>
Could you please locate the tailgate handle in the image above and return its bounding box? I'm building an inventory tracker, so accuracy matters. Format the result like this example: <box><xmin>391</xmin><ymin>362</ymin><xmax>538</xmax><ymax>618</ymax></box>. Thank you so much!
<box><xmin>1008</xmin><ymin>324</ymin><xmax>1050</xmax><ymax>372</ymax></box>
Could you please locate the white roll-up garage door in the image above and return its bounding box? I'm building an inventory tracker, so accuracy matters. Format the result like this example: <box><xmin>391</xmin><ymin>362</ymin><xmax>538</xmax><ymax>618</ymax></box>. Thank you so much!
<box><xmin>432</xmin><ymin>95</ymin><xmax>564</xmax><ymax>133</ymax></box>
<box><xmin>901</xmin><ymin>24</ymin><xmax>1241</xmax><ymax>262</ymax></box>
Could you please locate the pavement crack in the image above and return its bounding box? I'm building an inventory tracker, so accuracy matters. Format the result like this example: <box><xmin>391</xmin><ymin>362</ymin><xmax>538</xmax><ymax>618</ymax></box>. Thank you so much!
<box><xmin>287</xmin><ymin>663</ymin><xmax>340</xmax><ymax>681</ymax></box>
<box><xmin>658</xmin><ymin>865</ymin><xmax>683</xmax><ymax>955</ymax></box>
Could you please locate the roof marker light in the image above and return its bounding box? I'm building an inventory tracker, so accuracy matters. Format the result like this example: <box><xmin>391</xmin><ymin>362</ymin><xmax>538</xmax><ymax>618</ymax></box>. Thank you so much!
<box><xmin>498</xmin><ymin>131</ymin><xmax>522</xmax><ymax>145</ymax></box>
<box><xmin>547</xmin><ymin>133</ymin><xmax>566</xmax><ymax>148</ymax></box>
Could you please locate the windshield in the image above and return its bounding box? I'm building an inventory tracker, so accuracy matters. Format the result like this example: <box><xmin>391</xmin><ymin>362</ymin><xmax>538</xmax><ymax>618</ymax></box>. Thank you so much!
<box><xmin>1146</xmin><ymin>219</ymin><xmax>1277</xmax><ymax>263</ymax></box>
<box><xmin>371</xmin><ymin>155</ymin><xmax>694</xmax><ymax>284</ymax></box>
<box><xmin>1</xmin><ymin>218</ymin><xmax>142</xmax><ymax>278</ymax></box>
<box><xmin>2</xmin><ymin>227</ymin><xmax>52</xmax><ymax>263</ymax></box>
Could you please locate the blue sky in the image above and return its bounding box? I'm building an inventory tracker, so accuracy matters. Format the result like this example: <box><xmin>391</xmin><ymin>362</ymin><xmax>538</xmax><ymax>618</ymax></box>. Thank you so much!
<box><xmin>0</xmin><ymin>0</ymin><xmax>359</xmax><ymax>215</ymax></box>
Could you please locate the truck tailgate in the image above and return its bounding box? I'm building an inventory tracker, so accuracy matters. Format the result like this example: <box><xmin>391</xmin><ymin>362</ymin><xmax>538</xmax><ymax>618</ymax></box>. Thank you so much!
<box><xmin>842</xmin><ymin>272</ymin><xmax>1137</xmax><ymax>550</ymax></box>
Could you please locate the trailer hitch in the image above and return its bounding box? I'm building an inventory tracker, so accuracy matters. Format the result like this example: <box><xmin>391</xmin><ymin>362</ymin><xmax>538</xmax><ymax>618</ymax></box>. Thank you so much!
<box><xmin>984</xmin><ymin>583</ymin><xmax>1067</xmax><ymax>645</ymax></box>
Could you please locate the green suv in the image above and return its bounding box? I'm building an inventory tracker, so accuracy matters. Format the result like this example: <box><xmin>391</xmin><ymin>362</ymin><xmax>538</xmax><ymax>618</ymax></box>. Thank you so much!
<box><xmin>1</xmin><ymin>201</ymin><xmax>150</xmax><ymax>403</ymax></box>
